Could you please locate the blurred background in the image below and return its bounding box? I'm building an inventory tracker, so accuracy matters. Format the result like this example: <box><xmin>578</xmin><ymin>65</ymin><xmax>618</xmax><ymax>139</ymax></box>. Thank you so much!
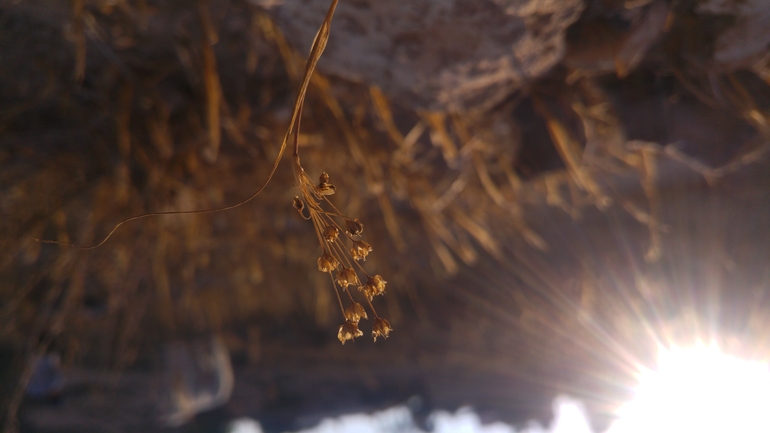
<box><xmin>1</xmin><ymin>0</ymin><xmax>769</xmax><ymax>432</ymax></box>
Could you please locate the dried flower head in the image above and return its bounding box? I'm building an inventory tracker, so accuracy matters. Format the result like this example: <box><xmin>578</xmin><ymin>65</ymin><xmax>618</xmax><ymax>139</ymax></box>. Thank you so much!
<box><xmin>336</xmin><ymin>266</ymin><xmax>359</xmax><ymax>288</ymax></box>
<box><xmin>338</xmin><ymin>321</ymin><xmax>363</xmax><ymax>344</ymax></box>
<box><xmin>350</xmin><ymin>240</ymin><xmax>372</xmax><ymax>261</ymax></box>
<box><xmin>359</xmin><ymin>274</ymin><xmax>387</xmax><ymax>300</ymax></box>
<box><xmin>345</xmin><ymin>218</ymin><xmax>364</xmax><ymax>237</ymax></box>
<box><xmin>292</xmin><ymin>196</ymin><xmax>304</xmax><ymax>213</ymax></box>
<box><xmin>344</xmin><ymin>302</ymin><xmax>368</xmax><ymax>324</ymax></box>
<box><xmin>317</xmin><ymin>253</ymin><xmax>339</xmax><ymax>273</ymax></box>
<box><xmin>372</xmin><ymin>318</ymin><xmax>392</xmax><ymax>342</ymax></box>
<box><xmin>322</xmin><ymin>225</ymin><xmax>339</xmax><ymax>242</ymax></box>
<box><xmin>316</xmin><ymin>172</ymin><xmax>336</xmax><ymax>196</ymax></box>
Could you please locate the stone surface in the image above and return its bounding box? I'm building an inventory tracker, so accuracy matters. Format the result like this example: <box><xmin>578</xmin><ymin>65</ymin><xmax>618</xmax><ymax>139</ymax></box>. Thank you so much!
<box><xmin>697</xmin><ymin>0</ymin><xmax>770</xmax><ymax>70</ymax></box>
<box><xmin>252</xmin><ymin>0</ymin><xmax>584</xmax><ymax>111</ymax></box>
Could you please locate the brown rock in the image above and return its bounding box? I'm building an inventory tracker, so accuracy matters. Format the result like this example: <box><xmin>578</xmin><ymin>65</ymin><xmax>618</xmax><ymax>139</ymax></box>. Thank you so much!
<box><xmin>697</xmin><ymin>0</ymin><xmax>770</xmax><ymax>70</ymax></box>
<box><xmin>253</xmin><ymin>0</ymin><xmax>584</xmax><ymax>111</ymax></box>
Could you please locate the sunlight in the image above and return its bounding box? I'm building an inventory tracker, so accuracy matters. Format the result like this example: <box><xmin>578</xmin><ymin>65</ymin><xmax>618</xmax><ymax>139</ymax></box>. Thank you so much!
<box><xmin>606</xmin><ymin>344</ymin><xmax>770</xmax><ymax>433</ymax></box>
<box><xmin>229</xmin><ymin>417</ymin><xmax>265</xmax><ymax>433</ymax></box>
<box><xmin>227</xmin><ymin>345</ymin><xmax>770</xmax><ymax>433</ymax></box>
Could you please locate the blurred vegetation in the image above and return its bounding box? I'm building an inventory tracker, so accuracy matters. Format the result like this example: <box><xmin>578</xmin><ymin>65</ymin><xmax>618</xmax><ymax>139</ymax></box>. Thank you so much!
<box><xmin>1</xmin><ymin>0</ymin><xmax>770</xmax><ymax>431</ymax></box>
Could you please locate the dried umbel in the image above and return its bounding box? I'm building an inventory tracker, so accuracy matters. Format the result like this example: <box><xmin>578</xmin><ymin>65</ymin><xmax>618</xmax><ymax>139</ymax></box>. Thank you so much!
<box><xmin>292</xmin><ymin>154</ymin><xmax>392</xmax><ymax>344</ymax></box>
<box><xmin>279</xmin><ymin>0</ymin><xmax>388</xmax><ymax>345</ymax></box>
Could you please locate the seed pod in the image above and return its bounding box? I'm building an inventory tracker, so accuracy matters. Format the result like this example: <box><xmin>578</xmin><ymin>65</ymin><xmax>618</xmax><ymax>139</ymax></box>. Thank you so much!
<box><xmin>338</xmin><ymin>321</ymin><xmax>363</xmax><ymax>344</ymax></box>
<box><xmin>292</xmin><ymin>196</ymin><xmax>304</xmax><ymax>213</ymax></box>
<box><xmin>317</xmin><ymin>253</ymin><xmax>339</xmax><ymax>273</ymax></box>
<box><xmin>359</xmin><ymin>274</ymin><xmax>387</xmax><ymax>300</ymax></box>
<box><xmin>345</xmin><ymin>218</ymin><xmax>364</xmax><ymax>237</ymax></box>
<box><xmin>372</xmin><ymin>318</ymin><xmax>392</xmax><ymax>342</ymax></box>
<box><xmin>336</xmin><ymin>267</ymin><xmax>360</xmax><ymax>288</ymax></box>
<box><xmin>344</xmin><ymin>302</ymin><xmax>368</xmax><ymax>324</ymax></box>
<box><xmin>350</xmin><ymin>240</ymin><xmax>372</xmax><ymax>261</ymax></box>
<box><xmin>316</xmin><ymin>182</ymin><xmax>336</xmax><ymax>196</ymax></box>
<box><xmin>316</xmin><ymin>172</ymin><xmax>336</xmax><ymax>196</ymax></box>
<box><xmin>322</xmin><ymin>225</ymin><xmax>339</xmax><ymax>242</ymax></box>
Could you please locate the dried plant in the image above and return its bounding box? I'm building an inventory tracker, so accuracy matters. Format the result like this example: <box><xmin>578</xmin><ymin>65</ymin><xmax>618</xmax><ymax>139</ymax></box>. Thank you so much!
<box><xmin>264</xmin><ymin>0</ymin><xmax>393</xmax><ymax>343</ymax></box>
<box><xmin>290</xmin><ymin>104</ymin><xmax>391</xmax><ymax>343</ymax></box>
<box><xmin>31</xmin><ymin>0</ymin><xmax>393</xmax><ymax>344</ymax></box>
<box><xmin>4</xmin><ymin>1</ymin><xmax>770</xmax><ymax>431</ymax></box>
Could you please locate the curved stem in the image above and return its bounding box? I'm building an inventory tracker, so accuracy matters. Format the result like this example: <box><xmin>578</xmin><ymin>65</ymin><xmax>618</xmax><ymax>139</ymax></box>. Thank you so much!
<box><xmin>36</xmin><ymin>0</ymin><xmax>341</xmax><ymax>250</ymax></box>
<box><xmin>293</xmin><ymin>99</ymin><xmax>304</xmax><ymax>156</ymax></box>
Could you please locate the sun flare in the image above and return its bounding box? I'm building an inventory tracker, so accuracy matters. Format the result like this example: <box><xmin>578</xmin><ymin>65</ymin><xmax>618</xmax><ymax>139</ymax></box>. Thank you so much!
<box><xmin>607</xmin><ymin>344</ymin><xmax>770</xmax><ymax>433</ymax></box>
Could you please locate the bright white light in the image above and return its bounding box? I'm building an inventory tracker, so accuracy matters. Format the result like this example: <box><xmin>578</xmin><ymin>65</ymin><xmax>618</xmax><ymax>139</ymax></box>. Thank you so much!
<box><xmin>285</xmin><ymin>395</ymin><xmax>593</xmax><ymax>433</ymax></box>
<box><xmin>291</xmin><ymin>406</ymin><xmax>422</xmax><ymax>433</ymax></box>
<box><xmin>549</xmin><ymin>396</ymin><xmax>593</xmax><ymax>433</ymax></box>
<box><xmin>429</xmin><ymin>407</ymin><xmax>516</xmax><ymax>433</ymax></box>
<box><xmin>229</xmin><ymin>417</ymin><xmax>265</xmax><ymax>433</ymax></box>
<box><xmin>606</xmin><ymin>344</ymin><xmax>770</xmax><ymax>433</ymax></box>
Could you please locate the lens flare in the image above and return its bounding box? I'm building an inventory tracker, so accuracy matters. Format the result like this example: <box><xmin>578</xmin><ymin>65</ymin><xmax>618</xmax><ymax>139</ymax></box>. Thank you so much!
<box><xmin>606</xmin><ymin>344</ymin><xmax>770</xmax><ymax>433</ymax></box>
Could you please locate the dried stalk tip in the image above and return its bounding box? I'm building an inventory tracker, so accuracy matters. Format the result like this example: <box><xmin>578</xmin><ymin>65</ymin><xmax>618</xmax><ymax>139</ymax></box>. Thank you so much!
<box><xmin>323</xmin><ymin>225</ymin><xmax>339</xmax><ymax>242</ymax></box>
<box><xmin>344</xmin><ymin>302</ymin><xmax>368</xmax><ymax>324</ymax></box>
<box><xmin>350</xmin><ymin>240</ymin><xmax>372</xmax><ymax>261</ymax></box>
<box><xmin>345</xmin><ymin>218</ymin><xmax>364</xmax><ymax>237</ymax></box>
<box><xmin>359</xmin><ymin>275</ymin><xmax>387</xmax><ymax>300</ymax></box>
<box><xmin>338</xmin><ymin>320</ymin><xmax>363</xmax><ymax>345</ymax></box>
<box><xmin>317</xmin><ymin>253</ymin><xmax>339</xmax><ymax>273</ymax></box>
<box><xmin>372</xmin><ymin>318</ymin><xmax>392</xmax><ymax>342</ymax></box>
<box><xmin>336</xmin><ymin>266</ymin><xmax>359</xmax><ymax>288</ymax></box>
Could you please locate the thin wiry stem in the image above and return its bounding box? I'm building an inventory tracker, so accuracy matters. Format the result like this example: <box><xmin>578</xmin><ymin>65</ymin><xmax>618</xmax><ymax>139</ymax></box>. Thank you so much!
<box><xmin>341</xmin><ymin>241</ymin><xmax>370</xmax><ymax>279</ymax></box>
<box><xmin>329</xmin><ymin>273</ymin><xmax>345</xmax><ymax>318</ymax></box>
<box><xmin>329</xmin><ymin>237</ymin><xmax>353</xmax><ymax>270</ymax></box>
<box><xmin>342</xmin><ymin>280</ymin><xmax>356</xmax><ymax>303</ymax></box>
<box><xmin>352</xmin><ymin>258</ymin><xmax>370</xmax><ymax>279</ymax></box>
<box><xmin>310</xmin><ymin>211</ymin><xmax>330</xmax><ymax>255</ymax></box>
<box><xmin>36</xmin><ymin>0</ymin><xmax>340</xmax><ymax>249</ymax></box>
<box><xmin>321</xmin><ymin>196</ymin><xmax>350</xmax><ymax>223</ymax></box>
<box><xmin>317</xmin><ymin>209</ymin><xmax>346</xmax><ymax>219</ymax></box>
<box><xmin>365</xmin><ymin>295</ymin><xmax>379</xmax><ymax>319</ymax></box>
